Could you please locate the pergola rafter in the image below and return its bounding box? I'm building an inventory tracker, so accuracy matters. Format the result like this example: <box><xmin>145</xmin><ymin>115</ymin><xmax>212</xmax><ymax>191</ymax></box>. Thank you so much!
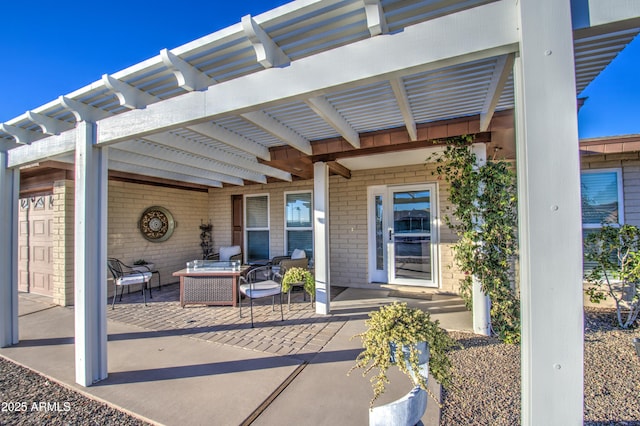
<box><xmin>1</xmin><ymin>2</ymin><xmax>639</xmax><ymax>424</ymax></box>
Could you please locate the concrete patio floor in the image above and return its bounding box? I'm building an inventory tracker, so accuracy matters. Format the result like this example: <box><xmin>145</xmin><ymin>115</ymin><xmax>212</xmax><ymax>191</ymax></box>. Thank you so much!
<box><xmin>0</xmin><ymin>285</ymin><xmax>472</xmax><ymax>425</ymax></box>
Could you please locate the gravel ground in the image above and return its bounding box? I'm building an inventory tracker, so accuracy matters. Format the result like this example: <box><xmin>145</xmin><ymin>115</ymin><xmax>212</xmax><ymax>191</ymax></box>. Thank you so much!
<box><xmin>0</xmin><ymin>358</ymin><xmax>150</xmax><ymax>426</ymax></box>
<box><xmin>441</xmin><ymin>307</ymin><xmax>640</xmax><ymax>425</ymax></box>
<box><xmin>0</xmin><ymin>308</ymin><xmax>638</xmax><ymax>425</ymax></box>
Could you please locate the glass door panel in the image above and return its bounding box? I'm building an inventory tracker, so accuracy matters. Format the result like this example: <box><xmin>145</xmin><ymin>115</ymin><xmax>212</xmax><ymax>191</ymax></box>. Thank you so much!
<box><xmin>389</xmin><ymin>185</ymin><xmax>436</xmax><ymax>286</ymax></box>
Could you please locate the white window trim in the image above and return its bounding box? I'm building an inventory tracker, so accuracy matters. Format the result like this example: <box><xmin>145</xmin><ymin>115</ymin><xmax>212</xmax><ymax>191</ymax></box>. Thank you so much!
<box><xmin>245</xmin><ymin>193</ymin><xmax>270</xmax><ymax>260</ymax></box>
<box><xmin>581</xmin><ymin>168</ymin><xmax>624</xmax><ymax>229</ymax></box>
<box><xmin>284</xmin><ymin>190</ymin><xmax>313</xmax><ymax>256</ymax></box>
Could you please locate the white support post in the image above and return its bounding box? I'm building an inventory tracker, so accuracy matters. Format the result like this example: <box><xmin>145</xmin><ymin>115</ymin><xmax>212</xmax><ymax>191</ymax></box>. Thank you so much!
<box><xmin>515</xmin><ymin>1</ymin><xmax>583</xmax><ymax>424</ymax></box>
<box><xmin>74</xmin><ymin>121</ymin><xmax>108</xmax><ymax>386</ymax></box>
<box><xmin>0</xmin><ymin>151</ymin><xmax>19</xmax><ymax>347</ymax></box>
<box><xmin>471</xmin><ymin>143</ymin><xmax>491</xmax><ymax>336</ymax></box>
<box><xmin>313</xmin><ymin>162</ymin><xmax>330</xmax><ymax>315</ymax></box>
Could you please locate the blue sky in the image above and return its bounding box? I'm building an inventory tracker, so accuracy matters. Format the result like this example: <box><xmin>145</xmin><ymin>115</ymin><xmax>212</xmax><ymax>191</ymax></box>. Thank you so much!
<box><xmin>1</xmin><ymin>1</ymin><xmax>638</xmax><ymax>139</ymax></box>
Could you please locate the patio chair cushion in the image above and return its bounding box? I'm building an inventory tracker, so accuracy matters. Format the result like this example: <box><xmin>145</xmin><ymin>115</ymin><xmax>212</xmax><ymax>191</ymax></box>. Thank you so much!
<box><xmin>239</xmin><ymin>280</ymin><xmax>281</xmax><ymax>299</ymax></box>
<box><xmin>291</xmin><ymin>248</ymin><xmax>306</xmax><ymax>259</ymax></box>
<box><xmin>219</xmin><ymin>245</ymin><xmax>241</xmax><ymax>261</ymax></box>
<box><xmin>115</xmin><ymin>272</ymin><xmax>153</xmax><ymax>286</ymax></box>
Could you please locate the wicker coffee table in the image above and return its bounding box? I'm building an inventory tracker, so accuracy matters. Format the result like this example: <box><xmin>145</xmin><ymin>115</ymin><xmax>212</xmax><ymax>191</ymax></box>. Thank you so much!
<box><xmin>173</xmin><ymin>261</ymin><xmax>249</xmax><ymax>307</ymax></box>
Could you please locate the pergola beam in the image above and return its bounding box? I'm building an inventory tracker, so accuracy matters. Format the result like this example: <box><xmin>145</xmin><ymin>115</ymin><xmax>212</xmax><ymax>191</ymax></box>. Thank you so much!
<box><xmin>59</xmin><ymin>96</ymin><xmax>113</xmax><ymax>123</ymax></box>
<box><xmin>390</xmin><ymin>78</ymin><xmax>418</xmax><ymax>141</ymax></box>
<box><xmin>109</xmin><ymin>148</ymin><xmax>244</xmax><ymax>186</ymax></box>
<box><xmin>480</xmin><ymin>53</ymin><xmax>515</xmax><ymax>132</ymax></box>
<box><xmin>187</xmin><ymin>122</ymin><xmax>271</xmax><ymax>161</ymax></box>
<box><xmin>363</xmin><ymin>0</ymin><xmax>388</xmax><ymax>36</ymax></box>
<box><xmin>0</xmin><ymin>124</ymin><xmax>40</xmax><ymax>145</ymax></box>
<box><xmin>102</xmin><ymin>74</ymin><xmax>158</xmax><ymax>109</ymax></box>
<box><xmin>97</xmin><ymin>1</ymin><xmax>519</xmax><ymax>145</ymax></box>
<box><xmin>8</xmin><ymin>128</ymin><xmax>78</xmax><ymax>167</ymax></box>
<box><xmin>26</xmin><ymin>111</ymin><xmax>75</xmax><ymax>135</ymax></box>
<box><xmin>108</xmin><ymin>160</ymin><xmax>223</xmax><ymax>188</ymax></box>
<box><xmin>160</xmin><ymin>48</ymin><xmax>215</xmax><ymax>91</ymax></box>
<box><xmin>305</xmin><ymin>96</ymin><xmax>360</xmax><ymax>148</ymax></box>
<box><xmin>118</xmin><ymin>139</ymin><xmax>267</xmax><ymax>183</ymax></box>
<box><xmin>241</xmin><ymin>14</ymin><xmax>290</xmax><ymax>68</ymax></box>
<box><xmin>242</xmin><ymin>110</ymin><xmax>313</xmax><ymax>155</ymax></box>
<box><xmin>143</xmin><ymin>132</ymin><xmax>291</xmax><ymax>181</ymax></box>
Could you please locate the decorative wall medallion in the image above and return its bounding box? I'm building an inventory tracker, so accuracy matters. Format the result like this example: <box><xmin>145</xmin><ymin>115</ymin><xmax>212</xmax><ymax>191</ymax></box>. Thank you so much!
<box><xmin>139</xmin><ymin>206</ymin><xmax>175</xmax><ymax>242</ymax></box>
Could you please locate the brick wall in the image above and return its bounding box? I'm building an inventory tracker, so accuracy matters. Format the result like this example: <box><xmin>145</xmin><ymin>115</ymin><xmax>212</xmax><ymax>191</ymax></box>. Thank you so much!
<box><xmin>53</xmin><ymin>180</ymin><xmax>208</xmax><ymax>305</ymax></box>
<box><xmin>52</xmin><ymin>180</ymin><xmax>74</xmax><ymax>306</ymax></box>
<box><xmin>209</xmin><ymin>180</ymin><xmax>313</xmax><ymax>259</ymax></box>
<box><xmin>108</xmin><ymin>181</ymin><xmax>208</xmax><ymax>292</ymax></box>
<box><xmin>208</xmin><ymin>164</ymin><xmax>462</xmax><ymax>293</ymax></box>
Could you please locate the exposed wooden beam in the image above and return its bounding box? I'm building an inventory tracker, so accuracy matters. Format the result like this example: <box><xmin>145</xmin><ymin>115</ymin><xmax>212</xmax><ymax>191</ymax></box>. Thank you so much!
<box><xmin>327</xmin><ymin>161</ymin><xmax>351</xmax><ymax>179</ymax></box>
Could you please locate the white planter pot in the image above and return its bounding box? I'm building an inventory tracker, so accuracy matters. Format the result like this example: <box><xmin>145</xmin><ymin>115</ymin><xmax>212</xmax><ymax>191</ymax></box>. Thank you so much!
<box><xmin>390</xmin><ymin>341</ymin><xmax>430</xmax><ymax>381</ymax></box>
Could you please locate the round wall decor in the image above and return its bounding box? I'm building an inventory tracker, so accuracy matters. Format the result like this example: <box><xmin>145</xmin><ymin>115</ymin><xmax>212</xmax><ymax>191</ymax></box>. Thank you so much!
<box><xmin>139</xmin><ymin>206</ymin><xmax>175</xmax><ymax>242</ymax></box>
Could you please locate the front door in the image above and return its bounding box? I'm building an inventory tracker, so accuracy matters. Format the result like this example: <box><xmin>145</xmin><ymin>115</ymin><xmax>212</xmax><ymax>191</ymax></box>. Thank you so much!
<box><xmin>368</xmin><ymin>184</ymin><xmax>439</xmax><ymax>287</ymax></box>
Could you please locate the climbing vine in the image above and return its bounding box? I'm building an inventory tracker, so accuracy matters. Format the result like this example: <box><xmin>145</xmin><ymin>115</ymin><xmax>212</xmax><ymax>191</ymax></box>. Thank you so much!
<box><xmin>429</xmin><ymin>135</ymin><xmax>521</xmax><ymax>343</ymax></box>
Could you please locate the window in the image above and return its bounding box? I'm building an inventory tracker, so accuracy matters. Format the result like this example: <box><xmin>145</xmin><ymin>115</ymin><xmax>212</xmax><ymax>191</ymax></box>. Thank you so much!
<box><xmin>581</xmin><ymin>169</ymin><xmax>623</xmax><ymax>272</ymax></box>
<box><xmin>581</xmin><ymin>169</ymin><xmax>623</xmax><ymax>228</ymax></box>
<box><xmin>285</xmin><ymin>191</ymin><xmax>313</xmax><ymax>258</ymax></box>
<box><xmin>245</xmin><ymin>194</ymin><xmax>269</xmax><ymax>262</ymax></box>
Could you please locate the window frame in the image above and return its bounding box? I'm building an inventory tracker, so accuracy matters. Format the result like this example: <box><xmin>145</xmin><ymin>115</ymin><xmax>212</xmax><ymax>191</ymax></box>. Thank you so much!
<box><xmin>284</xmin><ymin>190</ymin><xmax>313</xmax><ymax>258</ymax></box>
<box><xmin>581</xmin><ymin>168</ymin><xmax>624</xmax><ymax>229</ymax></box>
<box><xmin>244</xmin><ymin>193</ymin><xmax>270</xmax><ymax>262</ymax></box>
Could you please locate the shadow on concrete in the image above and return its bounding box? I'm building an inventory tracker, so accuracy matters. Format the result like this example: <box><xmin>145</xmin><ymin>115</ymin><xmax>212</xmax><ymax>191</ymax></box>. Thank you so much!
<box><xmin>95</xmin><ymin>347</ymin><xmax>363</xmax><ymax>386</ymax></box>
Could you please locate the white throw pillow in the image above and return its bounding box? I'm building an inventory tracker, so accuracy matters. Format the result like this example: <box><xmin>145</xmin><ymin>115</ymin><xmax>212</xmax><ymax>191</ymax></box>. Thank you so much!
<box><xmin>220</xmin><ymin>245</ymin><xmax>241</xmax><ymax>261</ymax></box>
<box><xmin>291</xmin><ymin>249</ymin><xmax>306</xmax><ymax>259</ymax></box>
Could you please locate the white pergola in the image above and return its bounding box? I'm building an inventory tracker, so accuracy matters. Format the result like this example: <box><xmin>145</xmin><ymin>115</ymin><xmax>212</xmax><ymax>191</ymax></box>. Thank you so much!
<box><xmin>1</xmin><ymin>0</ymin><xmax>639</xmax><ymax>423</ymax></box>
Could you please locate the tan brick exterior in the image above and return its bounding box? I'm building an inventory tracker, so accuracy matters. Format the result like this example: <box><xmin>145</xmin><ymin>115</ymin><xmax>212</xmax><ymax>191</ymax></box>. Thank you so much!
<box><xmin>48</xmin><ymin>159</ymin><xmax>525</xmax><ymax>304</ymax></box>
<box><xmin>51</xmin><ymin>180</ymin><xmax>208</xmax><ymax>305</ymax></box>
<box><xmin>209</xmin><ymin>163</ymin><xmax>461</xmax><ymax>293</ymax></box>
<box><xmin>107</xmin><ymin>181</ymin><xmax>208</xmax><ymax>295</ymax></box>
<box><xmin>52</xmin><ymin>180</ymin><xmax>74</xmax><ymax>306</ymax></box>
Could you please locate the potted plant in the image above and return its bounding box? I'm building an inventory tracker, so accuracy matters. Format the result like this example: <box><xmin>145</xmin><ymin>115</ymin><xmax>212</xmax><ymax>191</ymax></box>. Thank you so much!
<box><xmin>349</xmin><ymin>302</ymin><xmax>457</xmax><ymax>406</ymax></box>
<box><xmin>281</xmin><ymin>267</ymin><xmax>315</xmax><ymax>299</ymax></box>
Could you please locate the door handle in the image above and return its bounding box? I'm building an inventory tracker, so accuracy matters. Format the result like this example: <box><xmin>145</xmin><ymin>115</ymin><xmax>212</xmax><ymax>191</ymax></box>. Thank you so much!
<box><xmin>388</xmin><ymin>229</ymin><xmax>393</xmax><ymax>241</ymax></box>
